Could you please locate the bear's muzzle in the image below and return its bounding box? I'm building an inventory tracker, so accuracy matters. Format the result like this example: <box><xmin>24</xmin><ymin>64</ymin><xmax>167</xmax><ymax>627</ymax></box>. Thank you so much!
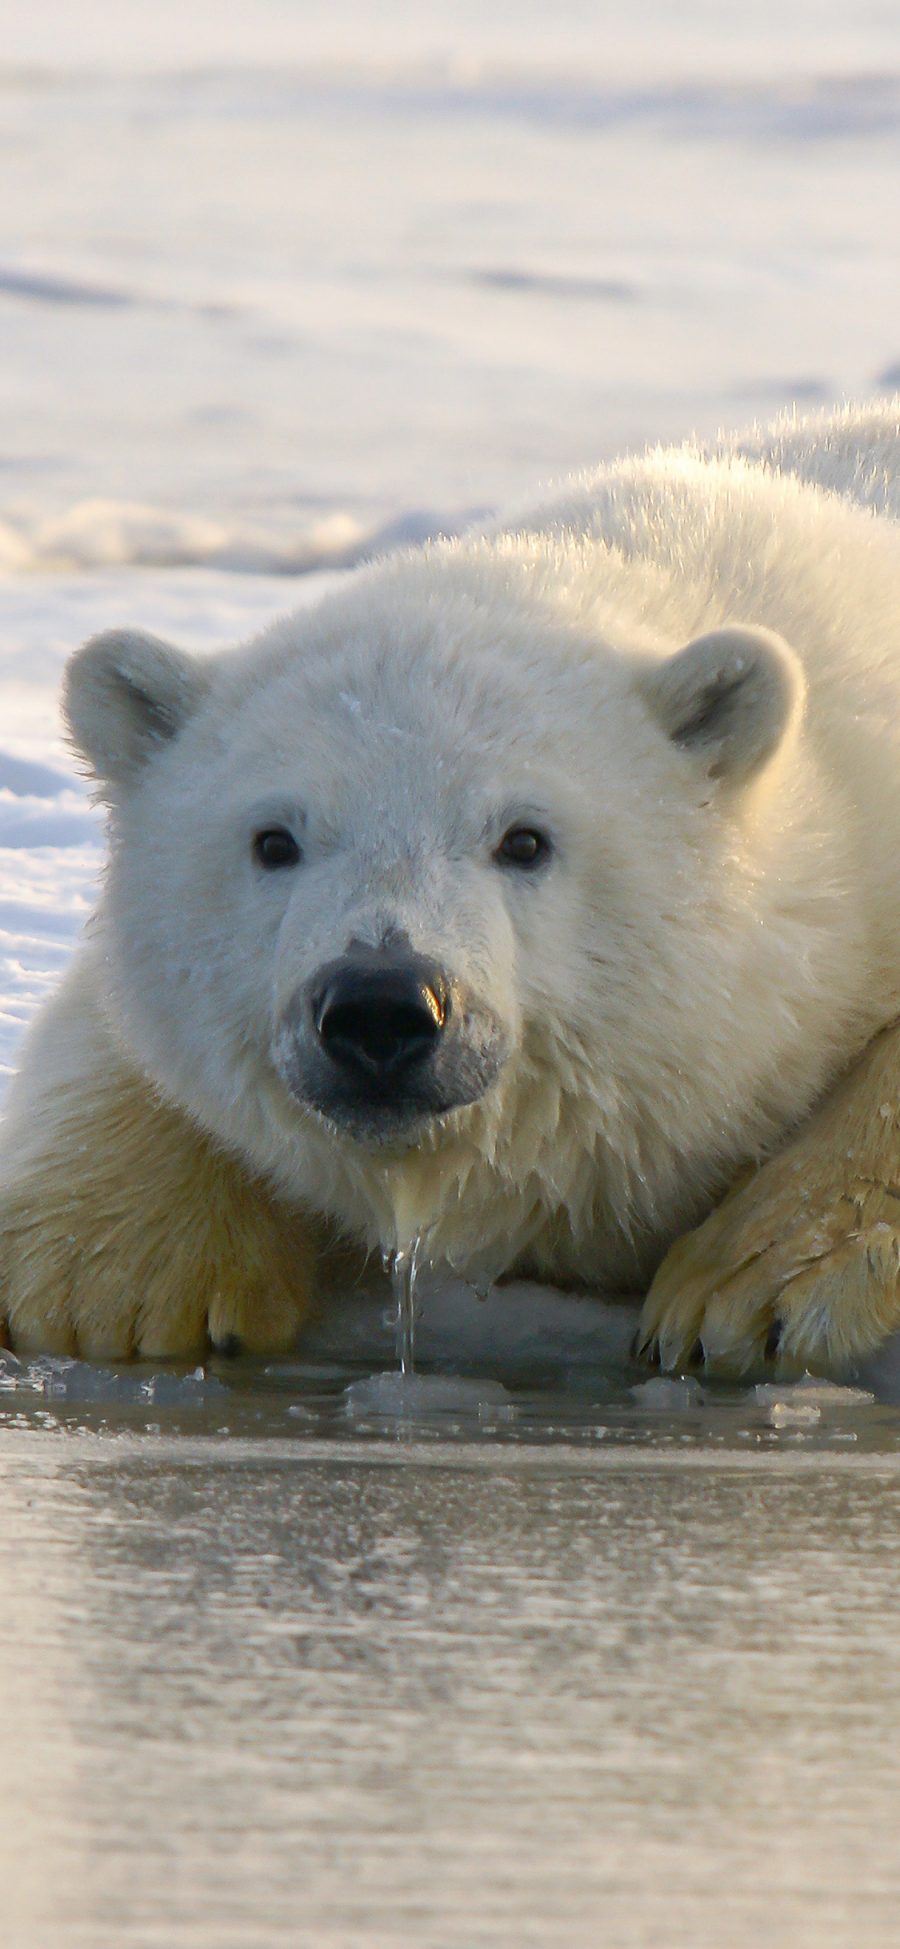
<box><xmin>273</xmin><ymin>944</ymin><xmax>508</xmax><ymax>1146</ymax></box>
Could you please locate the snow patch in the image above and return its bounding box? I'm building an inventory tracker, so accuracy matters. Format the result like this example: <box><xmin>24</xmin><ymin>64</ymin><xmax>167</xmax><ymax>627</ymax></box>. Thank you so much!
<box><xmin>0</xmin><ymin>501</ymin><xmax>478</xmax><ymax>577</ymax></box>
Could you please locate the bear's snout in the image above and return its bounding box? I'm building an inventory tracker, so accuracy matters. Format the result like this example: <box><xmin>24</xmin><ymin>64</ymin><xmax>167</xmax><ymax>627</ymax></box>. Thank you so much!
<box><xmin>312</xmin><ymin>956</ymin><xmax>449</xmax><ymax>1081</ymax></box>
<box><xmin>273</xmin><ymin>943</ymin><xmax>508</xmax><ymax>1145</ymax></box>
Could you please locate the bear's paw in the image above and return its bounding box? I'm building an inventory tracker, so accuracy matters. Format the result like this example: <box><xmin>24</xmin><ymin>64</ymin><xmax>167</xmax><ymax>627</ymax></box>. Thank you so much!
<box><xmin>638</xmin><ymin>1174</ymin><xmax>900</xmax><ymax>1378</ymax></box>
<box><xmin>0</xmin><ymin>1072</ymin><xmax>318</xmax><ymax>1361</ymax></box>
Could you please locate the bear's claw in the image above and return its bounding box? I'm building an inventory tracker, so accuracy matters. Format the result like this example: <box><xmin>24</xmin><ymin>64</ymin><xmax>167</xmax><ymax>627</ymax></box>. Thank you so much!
<box><xmin>639</xmin><ymin>1019</ymin><xmax>900</xmax><ymax>1378</ymax></box>
<box><xmin>0</xmin><ymin>1056</ymin><xmax>318</xmax><ymax>1361</ymax></box>
<box><xmin>639</xmin><ymin>1189</ymin><xmax>900</xmax><ymax>1378</ymax></box>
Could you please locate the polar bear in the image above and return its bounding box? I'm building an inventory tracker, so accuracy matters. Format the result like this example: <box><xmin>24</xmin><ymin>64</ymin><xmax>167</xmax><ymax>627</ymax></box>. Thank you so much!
<box><xmin>3</xmin><ymin>401</ymin><xmax>900</xmax><ymax>1373</ymax></box>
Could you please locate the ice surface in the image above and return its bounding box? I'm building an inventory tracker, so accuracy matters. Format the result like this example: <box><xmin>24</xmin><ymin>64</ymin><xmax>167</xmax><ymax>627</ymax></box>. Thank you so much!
<box><xmin>6</xmin><ymin>1402</ymin><xmax>900</xmax><ymax>1949</ymax></box>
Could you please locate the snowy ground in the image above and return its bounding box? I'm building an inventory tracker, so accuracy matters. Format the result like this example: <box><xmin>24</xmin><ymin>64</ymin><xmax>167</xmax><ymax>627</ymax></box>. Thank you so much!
<box><xmin>1</xmin><ymin>0</ymin><xmax>899</xmax><ymax>570</ymax></box>
<box><xmin>0</xmin><ymin>569</ymin><xmax>326</xmax><ymax>1095</ymax></box>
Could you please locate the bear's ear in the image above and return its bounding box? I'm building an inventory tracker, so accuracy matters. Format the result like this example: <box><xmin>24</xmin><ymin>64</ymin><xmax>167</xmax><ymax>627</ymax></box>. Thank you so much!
<box><xmin>63</xmin><ymin>628</ymin><xmax>210</xmax><ymax>790</ymax></box>
<box><xmin>641</xmin><ymin>624</ymin><xmax>805</xmax><ymax>786</ymax></box>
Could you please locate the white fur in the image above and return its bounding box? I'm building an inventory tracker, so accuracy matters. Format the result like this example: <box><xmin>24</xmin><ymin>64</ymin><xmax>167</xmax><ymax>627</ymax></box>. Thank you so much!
<box><xmin>6</xmin><ymin>400</ymin><xmax>900</xmax><ymax>1308</ymax></box>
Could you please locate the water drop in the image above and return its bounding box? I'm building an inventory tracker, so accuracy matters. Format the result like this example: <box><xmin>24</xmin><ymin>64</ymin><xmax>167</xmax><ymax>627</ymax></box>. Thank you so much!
<box><xmin>386</xmin><ymin>1236</ymin><xmax>424</xmax><ymax>1374</ymax></box>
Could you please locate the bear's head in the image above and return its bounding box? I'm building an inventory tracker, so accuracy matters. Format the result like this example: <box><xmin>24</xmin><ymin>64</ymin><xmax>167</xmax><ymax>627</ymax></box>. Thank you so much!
<box><xmin>64</xmin><ymin>541</ymin><xmax>812</xmax><ymax>1285</ymax></box>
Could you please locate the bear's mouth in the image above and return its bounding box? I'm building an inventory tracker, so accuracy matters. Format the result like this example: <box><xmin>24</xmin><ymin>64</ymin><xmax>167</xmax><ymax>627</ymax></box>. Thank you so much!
<box><xmin>273</xmin><ymin>1028</ymin><xmax>509</xmax><ymax>1150</ymax></box>
<box><xmin>279</xmin><ymin>1057</ymin><xmax>505</xmax><ymax>1149</ymax></box>
<box><xmin>299</xmin><ymin>1087</ymin><xmax>468</xmax><ymax>1150</ymax></box>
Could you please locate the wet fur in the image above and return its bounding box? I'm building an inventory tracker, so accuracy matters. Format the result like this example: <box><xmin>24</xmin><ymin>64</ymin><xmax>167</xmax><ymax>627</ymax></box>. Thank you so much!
<box><xmin>0</xmin><ymin>1011</ymin><xmax>315</xmax><ymax>1358</ymax></box>
<box><xmin>4</xmin><ymin>400</ymin><xmax>900</xmax><ymax>1369</ymax></box>
<box><xmin>640</xmin><ymin>1015</ymin><xmax>900</xmax><ymax>1374</ymax></box>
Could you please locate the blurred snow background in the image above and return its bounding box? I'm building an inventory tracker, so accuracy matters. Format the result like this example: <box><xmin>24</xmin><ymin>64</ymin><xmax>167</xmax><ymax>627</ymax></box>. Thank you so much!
<box><xmin>1</xmin><ymin>0</ymin><xmax>899</xmax><ymax>1091</ymax></box>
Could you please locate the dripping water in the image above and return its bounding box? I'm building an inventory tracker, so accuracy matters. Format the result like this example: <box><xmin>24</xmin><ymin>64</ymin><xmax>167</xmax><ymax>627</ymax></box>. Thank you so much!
<box><xmin>383</xmin><ymin>1237</ymin><xmax>424</xmax><ymax>1375</ymax></box>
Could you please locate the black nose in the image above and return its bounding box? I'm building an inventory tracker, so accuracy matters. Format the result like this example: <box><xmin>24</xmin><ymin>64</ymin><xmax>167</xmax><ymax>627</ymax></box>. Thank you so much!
<box><xmin>312</xmin><ymin>961</ymin><xmax>450</xmax><ymax>1081</ymax></box>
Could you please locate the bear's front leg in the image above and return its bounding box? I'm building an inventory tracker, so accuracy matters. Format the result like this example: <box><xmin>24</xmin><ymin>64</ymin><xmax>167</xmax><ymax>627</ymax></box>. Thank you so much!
<box><xmin>0</xmin><ymin>1060</ymin><xmax>318</xmax><ymax>1360</ymax></box>
<box><xmin>637</xmin><ymin>1018</ymin><xmax>900</xmax><ymax>1377</ymax></box>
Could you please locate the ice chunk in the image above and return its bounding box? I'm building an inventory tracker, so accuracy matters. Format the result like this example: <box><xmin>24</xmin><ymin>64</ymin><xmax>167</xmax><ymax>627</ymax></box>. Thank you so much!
<box><xmin>343</xmin><ymin>1370</ymin><xmax>515</xmax><ymax>1421</ymax></box>
<box><xmin>766</xmin><ymin>1402</ymin><xmax>822</xmax><ymax>1428</ymax></box>
<box><xmin>754</xmin><ymin>1373</ymin><xmax>874</xmax><ymax>1429</ymax></box>
<box><xmin>630</xmin><ymin>1376</ymin><xmax>703</xmax><ymax>1412</ymax></box>
<box><xmin>754</xmin><ymin>1375</ymin><xmax>875</xmax><ymax>1409</ymax></box>
<box><xmin>0</xmin><ymin>1352</ymin><xmax>225</xmax><ymax>1406</ymax></box>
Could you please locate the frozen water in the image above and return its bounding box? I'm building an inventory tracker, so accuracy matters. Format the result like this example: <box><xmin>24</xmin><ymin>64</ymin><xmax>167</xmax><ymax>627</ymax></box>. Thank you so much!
<box><xmin>754</xmin><ymin>1374</ymin><xmax>877</xmax><ymax>1409</ymax></box>
<box><xmin>631</xmin><ymin>1375</ymin><xmax>704</xmax><ymax>1411</ymax></box>
<box><xmin>0</xmin><ymin>1332</ymin><xmax>899</xmax><ymax>1946</ymax></box>
<box><xmin>0</xmin><ymin>1351</ymin><xmax>226</xmax><ymax>1406</ymax></box>
<box><xmin>3</xmin><ymin>1402</ymin><xmax>900</xmax><ymax>1947</ymax></box>
<box><xmin>343</xmin><ymin>1370</ymin><xmax>515</xmax><ymax>1420</ymax></box>
<box><xmin>754</xmin><ymin>1373</ymin><xmax>876</xmax><ymax>1429</ymax></box>
<box><xmin>766</xmin><ymin>1400</ymin><xmax>824</xmax><ymax>1428</ymax></box>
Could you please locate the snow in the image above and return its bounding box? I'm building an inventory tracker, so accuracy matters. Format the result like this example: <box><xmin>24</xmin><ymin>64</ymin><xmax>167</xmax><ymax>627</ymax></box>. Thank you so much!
<box><xmin>306</xmin><ymin>1276</ymin><xmax>640</xmax><ymax>1372</ymax></box>
<box><xmin>0</xmin><ymin>4</ymin><xmax>898</xmax><ymax>572</ymax></box>
<box><xmin>0</xmin><ymin>570</ymin><xmax>324</xmax><ymax>1095</ymax></box>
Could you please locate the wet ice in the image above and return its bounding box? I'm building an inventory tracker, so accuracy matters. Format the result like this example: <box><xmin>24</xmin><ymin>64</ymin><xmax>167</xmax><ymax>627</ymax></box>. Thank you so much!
<box><xmin>343</xmin><ymin>1370</ymin><xmax>516</xmax><ymax>1421</ymax></box>
<box><xmin>0</xmin><ymin>1352</ymin><xmax>225</xmax><ymax>1406</ymax></box>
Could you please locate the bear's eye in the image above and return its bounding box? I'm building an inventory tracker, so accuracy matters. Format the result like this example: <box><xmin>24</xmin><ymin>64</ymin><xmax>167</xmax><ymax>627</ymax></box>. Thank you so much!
<box><xmin>253</xmin><ymin>827</ymin><xmax>302</xmax><ymax>870</ymax></box>
<box><xmin>494</xmin><ymin>826</ymin><xmax>552</xmax><ymax>869</ymax></box>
